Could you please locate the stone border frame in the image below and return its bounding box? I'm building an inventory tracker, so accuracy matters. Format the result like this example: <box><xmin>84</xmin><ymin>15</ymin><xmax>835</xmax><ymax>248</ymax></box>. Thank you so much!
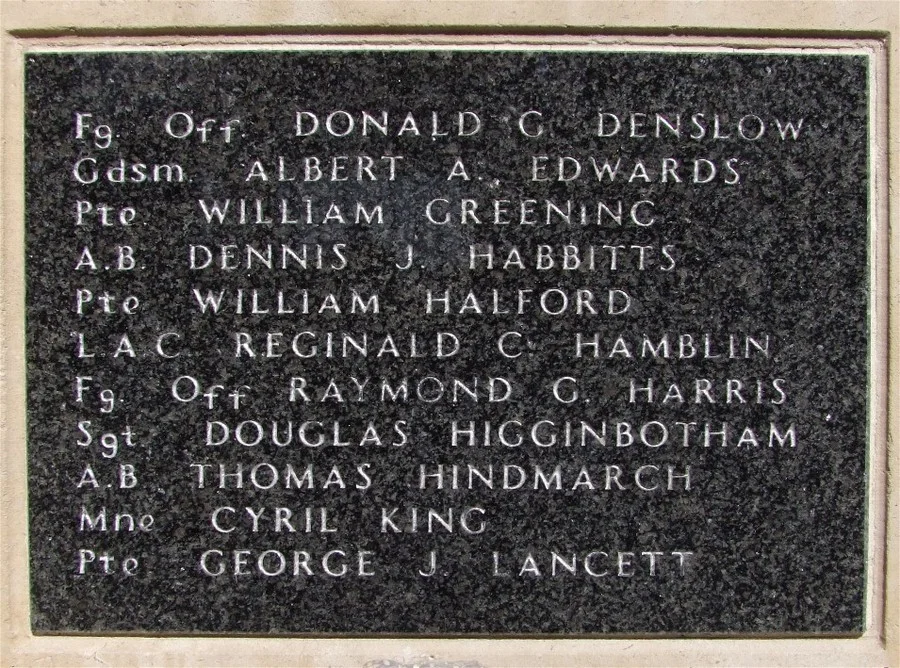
<box><xmin>1</xmin><ymin>2</ymin><xmax>897</xmax><ymax>666</ymax></box>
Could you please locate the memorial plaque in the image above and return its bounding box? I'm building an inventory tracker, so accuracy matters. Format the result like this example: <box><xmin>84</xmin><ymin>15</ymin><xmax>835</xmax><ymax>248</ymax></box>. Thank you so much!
<box><xmin>25</xmin><ymin>50</ymin><xmax>871</xmax><ymax>634</ymax></box>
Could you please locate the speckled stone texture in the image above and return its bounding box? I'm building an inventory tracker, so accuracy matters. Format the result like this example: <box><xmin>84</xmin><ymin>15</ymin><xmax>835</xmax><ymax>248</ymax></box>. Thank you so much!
<box><xmin>25</xmin><ymin>52</ymin><xmax>869</xmax><ymax>634</ymax></box>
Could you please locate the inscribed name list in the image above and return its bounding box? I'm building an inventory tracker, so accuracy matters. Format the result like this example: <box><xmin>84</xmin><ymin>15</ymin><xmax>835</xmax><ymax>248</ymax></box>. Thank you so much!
<box><xmin>24</xmin><ymin>51</ymin><xmax>869</xmax><ymax>634</ymax></box>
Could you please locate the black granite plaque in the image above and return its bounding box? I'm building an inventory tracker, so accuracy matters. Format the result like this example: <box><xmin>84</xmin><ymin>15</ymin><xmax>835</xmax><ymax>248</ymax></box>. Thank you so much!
<box><xmin>25</xmin><ymin>50</ymin><xmax>870</xmax><ymax>634</ymax></box>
